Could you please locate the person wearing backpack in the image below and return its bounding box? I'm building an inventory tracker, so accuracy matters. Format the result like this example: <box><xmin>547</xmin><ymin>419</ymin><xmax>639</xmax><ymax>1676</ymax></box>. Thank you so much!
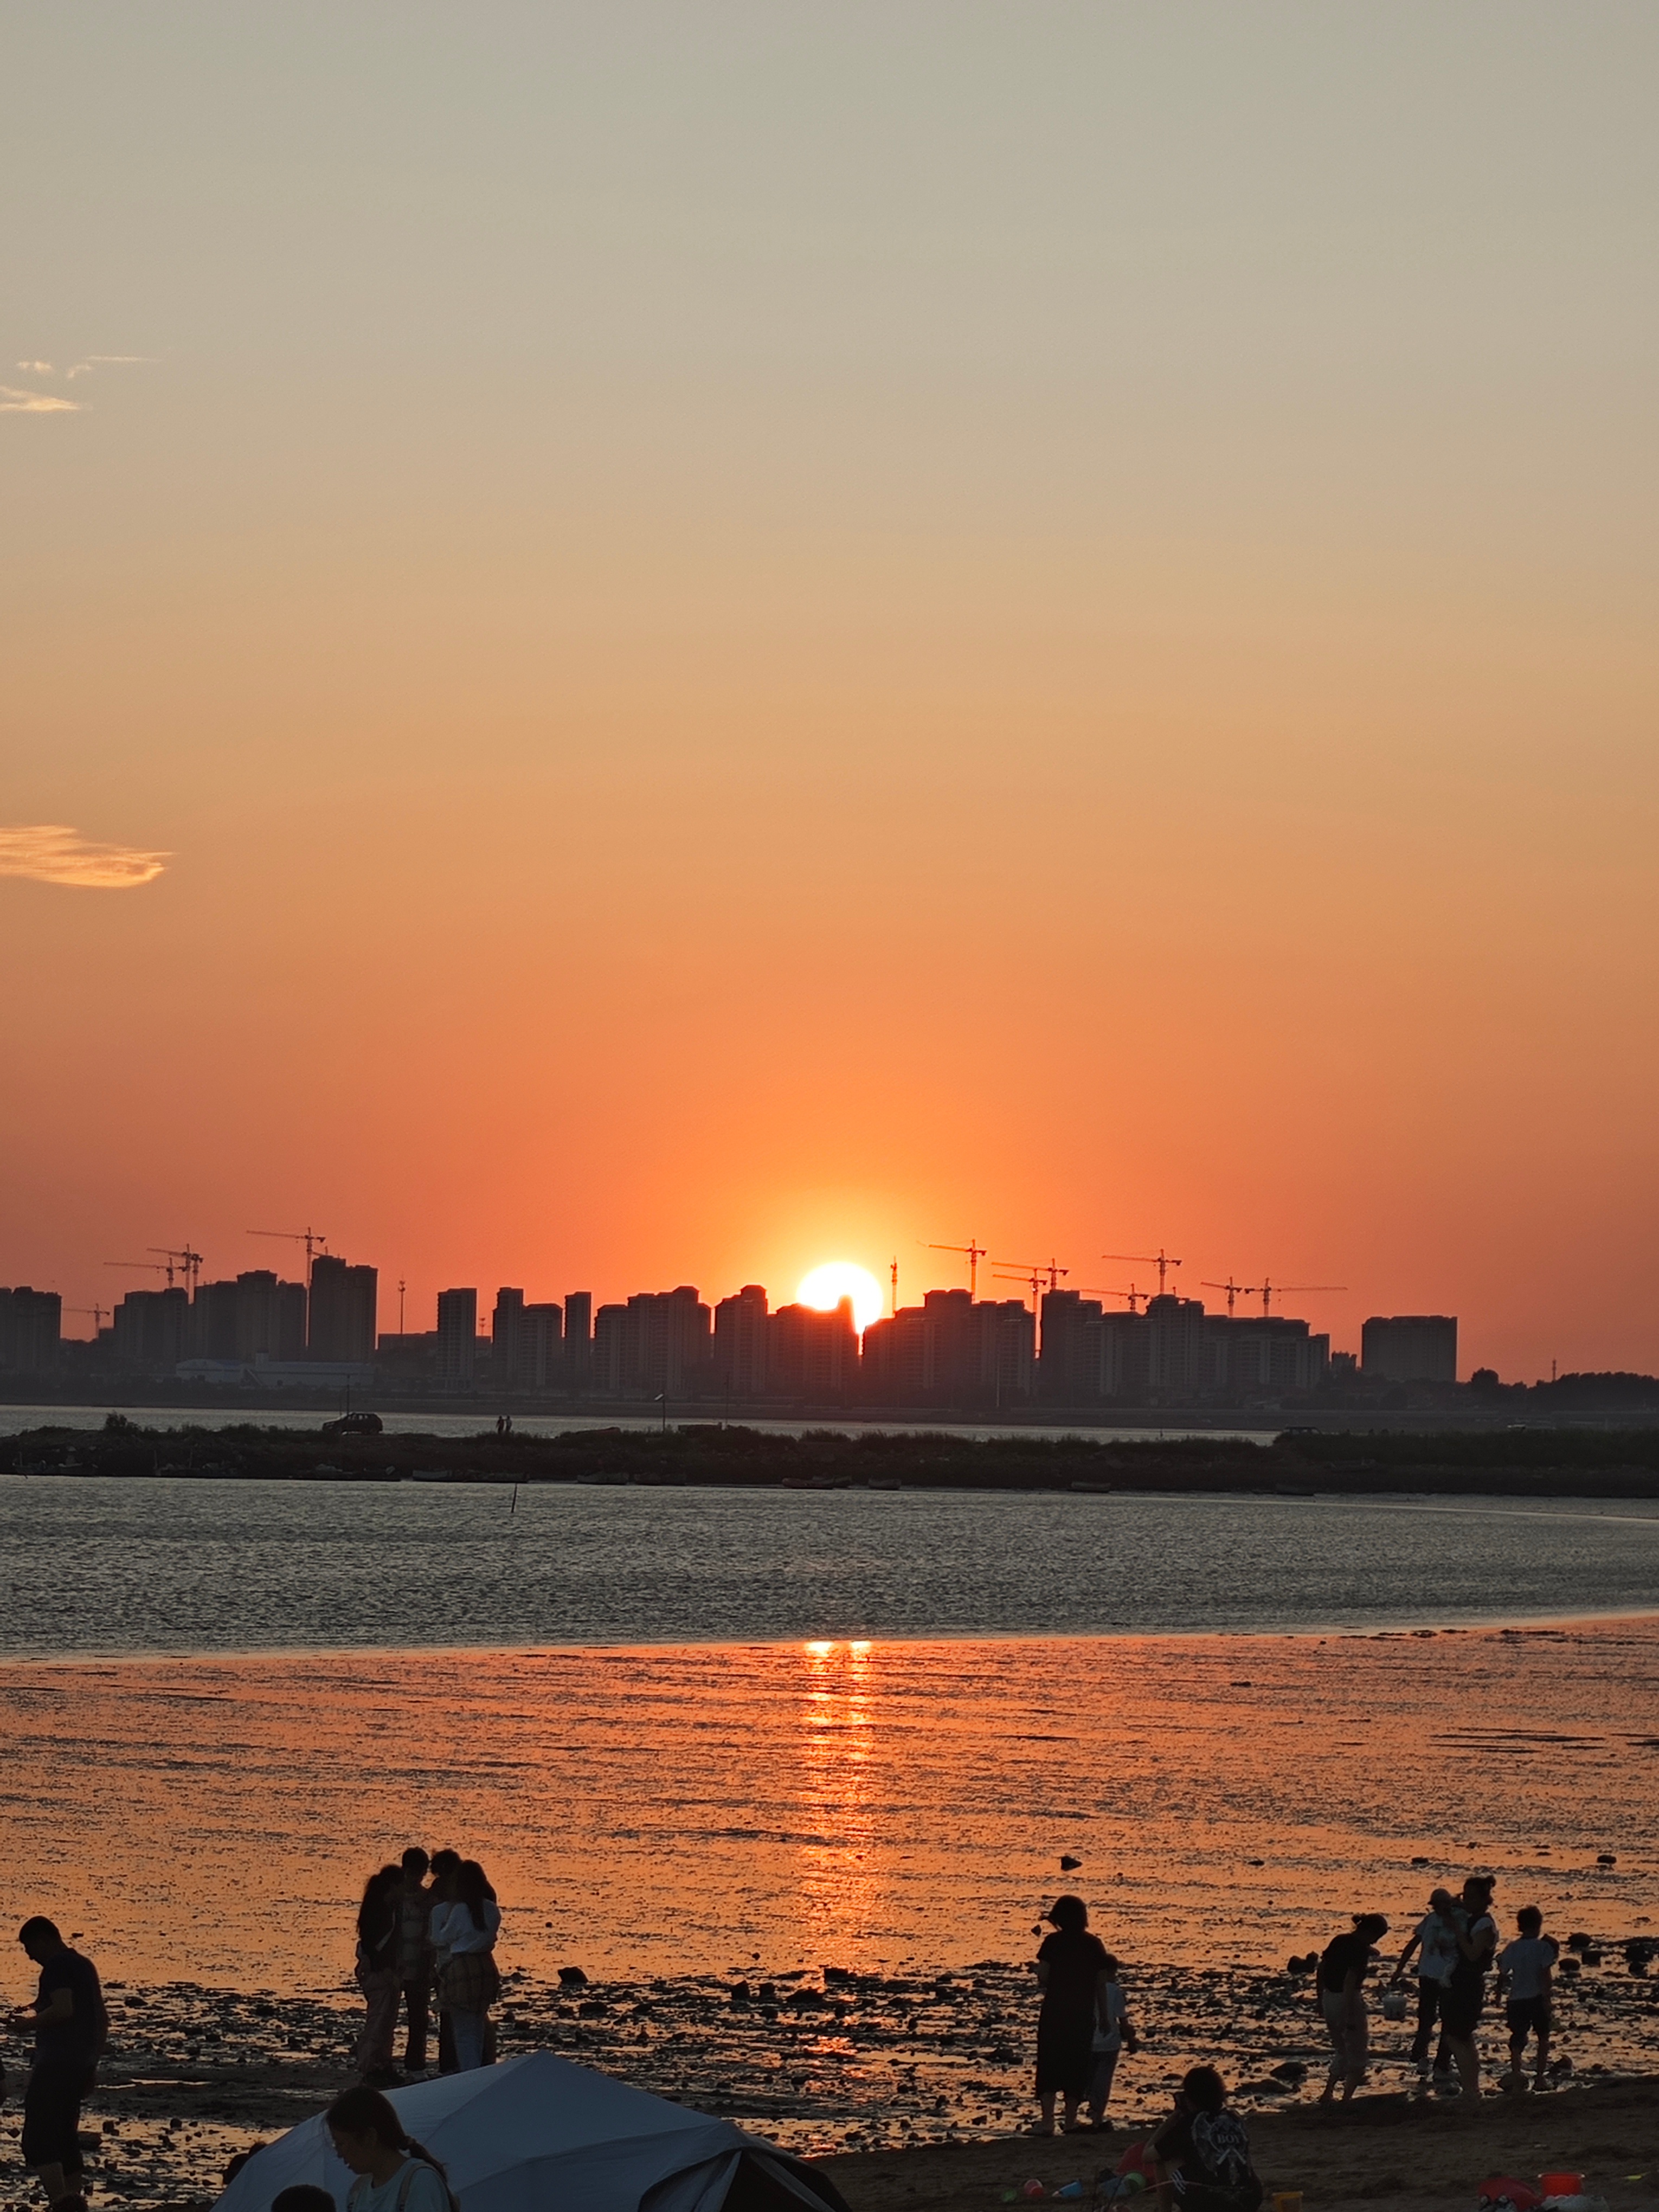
<box><xmin>1144</xmin><ymin>2066</ymin><xmax>1263</xmax><ymax>2212</ymax></box>
<box><xmin>326</xmin><ymin>2085</ymin><xmax>455</xmax><ymax>2212</ymax></box>
<box><xmin>1442</xmin><ymin>1875</ymin><xmax>1499</xmax><ymax>2105</ymax></box>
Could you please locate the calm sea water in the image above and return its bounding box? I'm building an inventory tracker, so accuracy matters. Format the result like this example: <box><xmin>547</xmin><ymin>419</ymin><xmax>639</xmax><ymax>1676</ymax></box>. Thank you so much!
<box><xmin>2</xmin><ymin>1474</ymin><xmax>1657</xmax><ymax>1657</ymax></box>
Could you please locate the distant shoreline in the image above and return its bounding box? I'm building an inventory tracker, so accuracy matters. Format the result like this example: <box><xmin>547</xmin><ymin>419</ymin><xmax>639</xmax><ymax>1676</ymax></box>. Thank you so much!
<box><xmin>7</xmin><ymin>1414</ymin><xmax>1659</xmax><ymax>1497</ymax></box>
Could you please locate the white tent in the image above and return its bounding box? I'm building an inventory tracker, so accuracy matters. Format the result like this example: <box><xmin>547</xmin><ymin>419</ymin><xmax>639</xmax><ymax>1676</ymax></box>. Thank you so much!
<box><xmin>214</xmin><ymin>2052</ymin><xmax>849</xmax><ymax>2212</ymax></box>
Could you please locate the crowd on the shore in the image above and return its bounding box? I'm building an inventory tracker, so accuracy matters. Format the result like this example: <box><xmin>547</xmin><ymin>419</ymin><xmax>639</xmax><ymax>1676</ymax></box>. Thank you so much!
<box><xmin>0</xmin><ymin>1862</ymin><xmax>1581</xmax><ymax>2212</ymax></box>
<box><xmin>1028</xmin><ymin>1870</ymin><xmax>1566</xmax><ymax>2208</ymax></box>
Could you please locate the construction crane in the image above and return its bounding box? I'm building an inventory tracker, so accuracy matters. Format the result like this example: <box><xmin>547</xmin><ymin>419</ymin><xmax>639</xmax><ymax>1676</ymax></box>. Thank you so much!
<box><xmin>1235</xmin><ymin>1276</ymin><xmax>1348</xmax><ymax>1317</ymax></box>
<box><xmin>150</xmin><ymin>1245</ymin><xmax>204</xmax><ymax>1295</ymax></box>
<box><xmin>1103</xmin><ymin>1248</ymin><xmax>1182</xmax><ymax>1295</ymax></box>
<box><xmin>1075</xmin><ymin>1282</ymin><xmax>1154</xmax><ymax>1314</ymax></box>
<box><xmin>247</xmin><ymin>1226</ymin><xmax>329</xmax><ymax>1280</ymax></box>
<box><xmin>1201</xmin><ymin>1277</ymin><xmax>1248</xmax><ymax>1317</ymax></box>
<box><xmin>68</xmin><ymin>1304</ymin><xmax>110</xmax><ymax>1334</ymax></box>
<box><xmin>926</xmin><ymin>1238</ymin><xmax>987</xmax><ymax>1296</ymax></box>
<box><xmin>994</xmin><ymin>1257</ymin><xmax>1069</xmax><ymax>1291</ymax></box>
<box><xmin>889</xmin><ymin>1257</ymin><xmax>898</xmax><ymax>1319</ymax></box>
<box><xmin>104</xmin><ymin>1258</ymin><xmax>171</xmax><ymax>1283</ymax></box>
<box><xmin>991</xmin><ymin>1258</ymin><xmax>1070</xmax><ymax>1312</ymax></box>
<box><xmin>991</xmin><ymin>1267</ymin><xmax>1044</xmax><ymax>1311</ymax></box>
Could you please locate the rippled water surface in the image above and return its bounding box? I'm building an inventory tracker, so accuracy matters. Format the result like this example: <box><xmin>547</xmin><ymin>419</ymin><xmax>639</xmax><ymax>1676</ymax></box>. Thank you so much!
<box><xmin>6</xmin><ymin>1627</ymin><xmax>1658</xmax><ymax>2002</ymax></box>
<box><xmin>3</xmin><ymin>1476</ymin><xmax>1658</xmax><ymax>1655</ymax></box>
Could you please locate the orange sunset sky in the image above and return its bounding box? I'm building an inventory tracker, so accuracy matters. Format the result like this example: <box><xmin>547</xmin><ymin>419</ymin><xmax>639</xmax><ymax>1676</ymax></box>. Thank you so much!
<box><xmin>3</xmin><ymin>6</ymin><xmax>1657</xmax><ymax>1380</ymax></box>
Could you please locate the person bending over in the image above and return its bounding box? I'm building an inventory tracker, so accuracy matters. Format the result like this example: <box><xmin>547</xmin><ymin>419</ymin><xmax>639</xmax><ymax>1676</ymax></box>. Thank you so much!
<box><xmin>1317</xmin><ymin>1913</ymin><xmax>1389</xmax><ymax>2105</ymax></box>
<box><xmin>1146</xmin><ymin>2066</ymin><xmax>1263</xmax><ymax>2212</ymax></box>
<box><xmin>5</xmin><ymin>1918</ymin><xmax>109</xmax><ymax>2212</ymax></box>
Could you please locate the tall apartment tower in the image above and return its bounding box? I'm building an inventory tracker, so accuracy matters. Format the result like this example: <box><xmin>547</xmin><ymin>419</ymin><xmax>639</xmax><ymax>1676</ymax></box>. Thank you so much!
<box><xmin>492</xmin><ymin>1288</ymin><xmax>526</xmax><ymax>1388</ymax></box>
<box><xmin>435</xmin><ymin>1287</ymin><xmax>479</xmax><ymax>1390</ymax></box>
<box><xmin>307</xmin><ymin>1256</ymin><xmax>377</xmax><ymax>1361</ymax></box>
<box><xmin>563</xmin><ymin>1291</ymin><xmax>593</xmax><ymax>1390</ymax></box>
<box><xmin>1361</xmin><ymin>1315</ymin><xmax>1457</xmax><ymax>1383</ymax></box>
<box><xmin>0</xmin><ymin>1287</ymin><xmax>62</xmax><ymax>1373</ymax></box>
<box><xmin>714</xmin><ymin>1284</ymin><xmax>770</xmax><ymax>1398</ymax></box>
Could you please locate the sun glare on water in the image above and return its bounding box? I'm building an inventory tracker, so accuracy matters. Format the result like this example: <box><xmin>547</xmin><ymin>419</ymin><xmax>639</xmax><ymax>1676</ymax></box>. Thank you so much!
<box><xmin>796</xmin><ymin>1261</ymin><xmax>884</xmax><ymax>1334</ymax></box>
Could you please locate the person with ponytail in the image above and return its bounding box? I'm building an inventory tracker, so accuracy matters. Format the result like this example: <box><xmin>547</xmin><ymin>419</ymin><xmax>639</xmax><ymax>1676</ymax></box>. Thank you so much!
<box><xmin>326</xmin><ymin>2086</ymin><xmax>454</xmax><ymax>2212</ymax></box>
<box><xmin>428</xmin><ymin>1861</ymin><xmax>501</xmax><ymax>2072</ymax></box>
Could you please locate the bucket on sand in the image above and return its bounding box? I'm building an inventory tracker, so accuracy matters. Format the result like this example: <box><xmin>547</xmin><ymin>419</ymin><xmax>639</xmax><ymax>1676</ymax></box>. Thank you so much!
<box><xmin>1540</xmin><ymin>2177</ymin><xmax>1584</xmax><ymax>2200</ymax></box>
<box><xmin>1380</xmin><ymin>1989</ymin><xmax>1408</xmax><ymax>2021</ymax></box>
<box><xmin>1272</xmin><ymin>2195</ymin><xmax>1303</xmax><ymax>2212</ymax></box>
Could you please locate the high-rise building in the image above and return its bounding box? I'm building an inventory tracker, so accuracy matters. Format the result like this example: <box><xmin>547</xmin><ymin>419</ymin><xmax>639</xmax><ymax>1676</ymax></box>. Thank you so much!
<box><xmin>769</xmin><ymin>1297</ymin><xmax>856</xmax><ymax>1397</ymax></box>
<box><xmin>1215</xmin><ymin>1314</ymin><xmax>1329</xmax><ymax>1394</ymax></box>
<box><xmin>308</xmin><ymin>1256</ymin><xmax>377</xmax><ymax>1362</ymax></box>
<box><xmin>111</xmin><ymin>1287</ymin><xmax>191</xmax><ymax>1372</ymax></box>
<box><xmin>1097</xmin><ymin>1309</ymin><xmax>1150</xmax><ymax>1399</ymax></box>
<box><xmin>1037</xmin><ymin>1290</ymin><xmax>1104</xmax><ymax>1401</ymax></box>
<box><xmin>0</xmin><ymin>1286</ymin><xmax>61</xmax><ymax>1372</ymax></box>
<box><xmin>523</xmin><ymin>1302</ymin><xmax>563</xmax><ymax>1390</ymax></box>
<box><xmin>435</xmin><ymin>1288</ymin><xmax>479</xmax><ymax>1390</ymax></box>
<box><xmin>1362</xmin><ymin>1314</ymin><xmax>1457</xmax><ymax>1384</ymax></box>
<box><xmin>860</xmin><ymin>1291</ymin><xmax>1032</xmax><ymax>1403</ymax></box>
<box><xmin>490</xmin><ymin>1289</ymin><xmax>563</xmax><ymax>1391</ymax></box>
<box><xmin>592</xmin><ymin>1303</ymin><xmax>628</xmax><ymax>1394</ymax></box>
<box><xmin>714</xmin><ymin>1284</ymin><xmax>770</xmax><ymax>1397</ymax></box>
<box><xmin>492</xmin><ymin>1288</ymin><xmax>526</xmax><ymax>1388</ymax></box>
<box><xmin>590</xmin><ymin>1287</ymin><xmax>711</xmax><ymax>1396</ymax></box>
<box><xmin>191</xmin><ymin>1274</ymin><xmax>305</xmax><ymax>1361</ymax></box>
<box><xmin>563</xmin><ymin>1292</ymin><xmax>593</xmax><ymax>1390</ymax></box>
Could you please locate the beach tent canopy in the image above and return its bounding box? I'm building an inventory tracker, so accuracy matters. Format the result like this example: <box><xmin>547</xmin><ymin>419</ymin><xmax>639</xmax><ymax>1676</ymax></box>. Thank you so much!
<box><xmin>215</xmin><ymin>2051</ymin><xmax>849</xmax><ymax>2212</ymax></box>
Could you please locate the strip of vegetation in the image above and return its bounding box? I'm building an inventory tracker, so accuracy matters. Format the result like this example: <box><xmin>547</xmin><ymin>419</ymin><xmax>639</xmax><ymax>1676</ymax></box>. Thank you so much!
<box><xmin>7</xmin><ymin>1418</ymin><xmax>1659</xmax><ymax>1496</ymax></box>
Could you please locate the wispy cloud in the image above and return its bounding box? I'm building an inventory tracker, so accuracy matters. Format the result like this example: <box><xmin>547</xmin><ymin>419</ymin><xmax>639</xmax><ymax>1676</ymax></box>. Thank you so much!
<box><xmin>16</xmin><ymin>359</ymin><xmax>54</xmax><ymax>374</ymax></box>
<box><xmin>0</xmin><ymin>383</ymin><xmax>80</xmax><ymax>414</ymax></box>
<box><xmin>0</xmin><ymin>825</ymin><xmax>169</xmax><ymax>888</ymax></box>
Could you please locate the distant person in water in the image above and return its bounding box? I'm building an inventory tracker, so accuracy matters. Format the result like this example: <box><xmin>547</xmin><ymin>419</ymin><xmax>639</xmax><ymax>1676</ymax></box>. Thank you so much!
<box><xmin>353</xmin><ymin>1866</ymin><xmax>404</xmax><ymax>2087</ymax></box>
<box><xmin>394</xmin><ymin>1849</ymin><xmax>434</xmax><ymax>2077</ymax></box>
<box><xmin>1144</xmin><ymin>2066</ymin><xmax>1263</xmax><ymax>2212</ymax></box>
<box><xmin>1317</xmin><ymin>1913</ymin><xmax>1388</xmax><ymax>2105</ymax></box>
<box><xmin>326</xmin><ymin>2087</ymin><xmax>454</xmax><ymax>2212</ymax></box>
<box><xmin>5</xmin><ymin>1917</ymin><xmax>110</xmax><ymax>2212</ymax></box>
<box><xmin>1083</xmin><ymin>1952</ymin><xmax>1138</xmax><ymax>2132</ymax></box>
<box><xmin>1032</xmin><ymin>1894</ymin><xmax>1110</xmax><ymax>2134</ymax></box>
<box><xmin>1390</xmin><ymin>1887</ymin><xmax>1460</xmax><ymax>2076</ymax></box>
<box><xmin>430</xmin><ymin>1860</ymin><xmax>501</xmax><ymax>2072</ymax></box>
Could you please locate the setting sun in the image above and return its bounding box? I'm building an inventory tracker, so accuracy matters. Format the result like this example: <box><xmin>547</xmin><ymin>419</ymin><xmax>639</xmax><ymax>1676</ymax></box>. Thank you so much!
<box><xmin>796</xmin><ymin>1262</ymin><xmax>885</xmax><ymax>1334</ymax></box>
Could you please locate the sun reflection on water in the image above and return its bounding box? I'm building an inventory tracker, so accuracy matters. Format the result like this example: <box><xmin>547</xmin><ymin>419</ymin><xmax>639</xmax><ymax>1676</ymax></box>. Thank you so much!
<box><xmin>796</xmin><ymin>1639</ymin><xmax>879</xmax><ymax>1947</ymax></box>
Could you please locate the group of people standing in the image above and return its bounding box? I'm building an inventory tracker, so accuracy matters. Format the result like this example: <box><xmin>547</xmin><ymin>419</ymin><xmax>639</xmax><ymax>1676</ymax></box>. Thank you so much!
<box><xmin>352</xmin><ymin>1848</ymin><xmax>501</xmax><ymax>2085</ymax></box>
<box><xmin>1317</xmin><ymin>1874</ymin><xmax>1558</xmax><ymax>2105</ymax></box>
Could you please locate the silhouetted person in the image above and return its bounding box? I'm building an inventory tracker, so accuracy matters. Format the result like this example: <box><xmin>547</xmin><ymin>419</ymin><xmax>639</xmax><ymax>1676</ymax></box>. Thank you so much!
<box><xmin>5</xmin><ymin>1918</ymin><xmax>108</xmax><ymax>2212</ymax></box>
<box><xmin>1033</xmin><ymin>1894</ymin><xmax>1110</xmax><ymax>2134</ymax></box>
<box><xmin>1442</xmin><ymin>1874</ymin><xmax>1499</xmax><ymax>2104</ymax></box>
<box><xmin>394</xmin><ymin>1848</ymin><xmax>434</xmax><ymax>2075</ymax></box>
<box><xmin>1390</xmin><ymin>1887</ymin><xmax>1459</xmax><ymax>2075</ymax></box>
<box><xmin>326</xmin><ymin>2087</ymin><xmax>454</xmax><ymax>2212</ymax></box>
<box><xmin>1145</xmin><ymin>2066</ymin><xmax>1263</xmax><ymax>2212</ymax></box>
<box><xmin>1317</xmin><ymin>1913</ymin><xmax>1388</xmax><ymax>2105</ymax></box>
